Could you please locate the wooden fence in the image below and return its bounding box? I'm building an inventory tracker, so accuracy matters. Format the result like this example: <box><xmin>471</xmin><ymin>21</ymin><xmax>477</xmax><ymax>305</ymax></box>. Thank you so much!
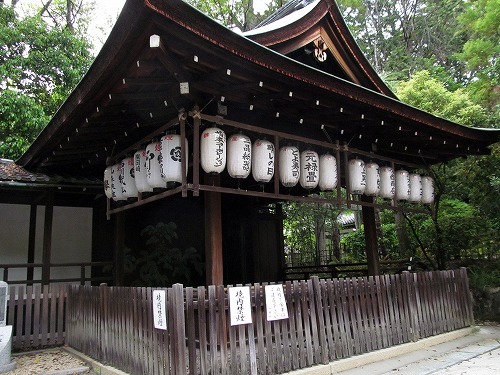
<box><xmin>66</xmin><ymin>269</ymin><xmax>474</xmax><ymax>375</ymax></box>
<box><xmin>6</xmin><ymin>284</ymin><xmax>67</xmax><ymax>350</ymax></box>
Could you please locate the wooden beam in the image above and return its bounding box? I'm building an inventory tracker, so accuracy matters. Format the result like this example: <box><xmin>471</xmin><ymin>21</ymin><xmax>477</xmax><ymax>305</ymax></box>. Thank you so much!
<box><xmin>42</xmin><ymin>191</ymin><xmax>54</xmax><ymax>285</ymax></box>
<box><xmin>361</xmin><ymin>195</ymin><xmax>380</xmax><ymax>276</ymax></box>
<box><xmin>204</xmin><ymin>175</ymin><xmax>223</xmax><ymax>286</ymax></box>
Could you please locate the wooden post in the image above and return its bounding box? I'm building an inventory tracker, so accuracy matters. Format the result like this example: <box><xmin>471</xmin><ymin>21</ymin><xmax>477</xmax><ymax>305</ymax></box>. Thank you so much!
<box><xmin>205</xmin><ymin>175</ymin><xmax>223</xmax><ymax>286</ymax></box>
<box><xmin>113</xmin><ymin>212</ymin><xmax>125</xmax><ymax>286</ymax></box>
<box><xmin>27</xmin><ymin>204</ymin><xmax>37</xmax><ymax>284</ymax></box>
<box><xmin>42</xmin><ymin>191</ymin><xmax>54</xmax><ymax>285</ymax></box>
<box><xmin>361</xmin><ymin>195</ymin><xmax>380</xmax><ymax>276</ymax></box>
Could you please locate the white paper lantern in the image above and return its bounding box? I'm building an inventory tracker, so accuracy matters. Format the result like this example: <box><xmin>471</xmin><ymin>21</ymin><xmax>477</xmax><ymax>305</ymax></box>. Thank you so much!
<box><xmin>146</xmin><ymin>141</ymin><xmax>167</xmax><ymax>188</ymax></box>
<box><xmin>299</xmin><ymin>150</ymin><xmax>319</xmax><ymax>189</ymax></box>
<box><xmin>279</xmin><ymin>146</ymin><xmax>300</xmax><ymax>187</ymax></box>
<box><xmin>379</xmin><ymin>166</ymin><xmax>395</xmax><ymax>199</ymax></box>
<box><xmin>319</xmin><ymin>153</ymin><xmax>337</xmax><ymax>191</ymax></box>
<box><xmin>409</xmin><ymin>173</ymin><xmax>423</xmax><ymax>203</ymax></box>
<box><xmin>365</xmin><ymin>162</ymin><xmax>380</xmax><ymax>196</ymax></box>
<box><xmin>134</xmin><ymin>149</ymin><xmax>153</xmax><ymax>193</ymax></box>
<box><xmin>111</xmin><ymin>163</ymin><xmax>126</xmax><ymax>201</ymax></box>
<box><xmin>348</xmin><ymin>159</ymin><xmax>366</xmax><ymax>194</ymax></box>
<box><xmin>200</xmin><ymin>126</ymin><xmax>226</xmax><ymax>174</ymax></box>
<box><xmin>422</xmin><ymin>176</ymin><xmax>435</xmax><ymax>204</ymax></box>
<box><xmin>395</xmin><ymin>169</ymin><xmax>411</xmax><ymax>200</ymax></box>
<box><xmin>227</xmin><ymin>133</ymin><xmax>252</xmax><ymax>179</ymax></box>
<box><xmin>160</xmin><ymin>134</ymin><xmax>188</xmax><ymax>184</ymax></box>
<box><xmin>121</xmin><ymin>157</ymin><xmax>138</xmax><ymax>198</ymax></box>
<box><xmin>252</xmin><ymin>139</ymin><xmax>274</xmax><ymax>183</ymax></box>
<box><xmin>103</xmin><ymin>166</ymin><xmax>113</xmax><ymax>199</ymax></box>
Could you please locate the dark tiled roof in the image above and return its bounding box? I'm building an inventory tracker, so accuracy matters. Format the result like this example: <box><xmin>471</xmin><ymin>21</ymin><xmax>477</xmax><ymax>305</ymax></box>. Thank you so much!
<box><xmin>0</xmin><ymin>158</ymin><xmax>50</xmax><ymax>182</ymax></box>
<box><xmin>0</xmin><ymin>159</ymin><xmax>101</xmax><ymax>186</ymax></box>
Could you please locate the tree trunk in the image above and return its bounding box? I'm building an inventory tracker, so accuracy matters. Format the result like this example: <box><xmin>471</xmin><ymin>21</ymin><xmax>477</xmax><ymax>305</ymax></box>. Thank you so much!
<box><xmin>395</xmin><ymin>210</ymin><xmax>411</xmax><ymax>258</ymax></box>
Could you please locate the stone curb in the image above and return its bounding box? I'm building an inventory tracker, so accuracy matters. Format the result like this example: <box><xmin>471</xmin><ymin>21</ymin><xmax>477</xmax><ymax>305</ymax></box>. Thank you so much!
<box><xmin>63</xmin><ymin>347</ymin><xmax>128</xmax><ymax>375</ymax></box>
<box><xmin>43</xmin><ymin>366</ymin><xmax>90</xmax><ymax>375</ymax></box>
<box><xmin>282</xmin><ymin>326</ymin><xmax>479</xmax><ymax>375</ymax></box>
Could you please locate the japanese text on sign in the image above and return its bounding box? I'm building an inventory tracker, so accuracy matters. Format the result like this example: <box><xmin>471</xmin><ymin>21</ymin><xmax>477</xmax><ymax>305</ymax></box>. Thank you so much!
<box><xmin>265</xmin><ymin>285</ymin><xmax>289</xmax><ymax>321</ymax></box>
<box><xmin>229</xmin><ymin>286</ymin><xmax>252</xmax><ymax>326</ymax></box>
<box><xmin>152</xmin><ymin>290</ymin><xmax>167</xmax><ymax>330</ymax></box>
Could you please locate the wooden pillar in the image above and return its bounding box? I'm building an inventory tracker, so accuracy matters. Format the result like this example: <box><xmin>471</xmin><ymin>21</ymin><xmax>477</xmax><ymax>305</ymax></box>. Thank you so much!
<box><xmin>41</xmin><ymin>192</ymin><xmax>54</xmax><ymax>285</ymax></box>
<box><xmin>27</xmin><ymin>204</ymin><xmax>37</xmax><ymax>284</ymax></box>
<box><xmin>205</xmin><ymin>175</ymin><xmax>223</xmax><ymax>286</ymax></box>
<box><xmin>361</xmin><ymin>196</ymin><xmax>380</xmax><ymax>276</ymax></box>
<box><xmin>113</xmin><ymin>212</ymin><xmax>125</xmax><ymax>286</ymax></box>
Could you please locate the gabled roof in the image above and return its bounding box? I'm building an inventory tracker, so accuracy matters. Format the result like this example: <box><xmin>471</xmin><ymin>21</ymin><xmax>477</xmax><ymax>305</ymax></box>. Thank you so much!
<box><xmin>245</xmin><ymin>0</ymin><xmax>395</xmax><ymax>97</ymax></box>
<box><xmin>17</xmin><ymin>0</ymin><xmax>498</xmax><ymax>178</ymax></box>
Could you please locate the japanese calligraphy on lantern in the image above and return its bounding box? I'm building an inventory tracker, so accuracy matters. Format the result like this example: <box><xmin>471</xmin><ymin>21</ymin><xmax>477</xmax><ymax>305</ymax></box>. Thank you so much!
<box><xmin>152</xmin><ymin>290</ymin><xmax>167</xmax><ymax>330</ymax></box>
<box><xmin>229</xmin><ymin>286</ymin><xmax>252</xmax><ymax>326</ymax></box>
<box><xmin>265</xmin><ymin>284</ymin><xmax>289</xmax><ymax>321</ymax></box>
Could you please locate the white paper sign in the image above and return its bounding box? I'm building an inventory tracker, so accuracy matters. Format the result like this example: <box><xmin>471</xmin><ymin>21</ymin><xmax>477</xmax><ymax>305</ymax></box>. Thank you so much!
<box><xmin>152</xmin><ymin>290</ymin><xmax>167</xmax><ymax>330</ymax></box>
<box><xmin>265</xmin><ymin>284</ymin><xmax>289</xmax><ymax>321</ymax></box>
<box><xmin>229</xmin><ymin>286</ymin><xmax>252</xmax><ymax>326</ymax></box>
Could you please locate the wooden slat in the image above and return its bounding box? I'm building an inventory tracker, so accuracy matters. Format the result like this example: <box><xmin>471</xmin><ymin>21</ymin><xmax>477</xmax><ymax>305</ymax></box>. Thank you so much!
<box><xmin>311</xmin><ymin>277</ymin><xmax>328</xmax><ymax>364</ymax></box>
<box><xmin>197</xmin><ymin>286</ymin><xmax>208</xmax><ymax>375</ymax></box>
<box><xmin>300</xmin><ymin>281</ymin><xmax>314</xmax><ymax>366</ymax></box>
<box><xmin>292</xmin><ymin>280</ymin><xmax>306</xmax><ymax>367</ymax></box>
<box><xmin>285</xmin><ymin>281</ymin><xmax>300</xmax><ymax>371</ymax></box>
<box><xmin>208</xmin><ymin>285</ymin><xmax>218</xmax><ymax>374</ymax></box>
<box><xmin>15</xmin><ymin>285</ymin><xmax>24</xmax><ymax>350</ymax></box>
<box><xmin>25</xmin><ymin>285</ymin><xmax>33</xmax><ymax>348</ymax></box>
<box><xmin>253</xmin><ymin>283</ymin><xmax>266</xmax><ymax>374</ymax></box>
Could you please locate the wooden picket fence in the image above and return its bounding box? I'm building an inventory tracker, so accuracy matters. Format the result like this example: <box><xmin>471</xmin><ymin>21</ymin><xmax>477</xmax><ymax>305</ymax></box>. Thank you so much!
<box><xmin>66</xmin><ymin>269</ymin><xmax>474</xmax><ymax>375</ymax></box>
<box><xmin>6</xmin><ymin>284</ymin><xmax>67</xmax><ymax>350</ymax></box>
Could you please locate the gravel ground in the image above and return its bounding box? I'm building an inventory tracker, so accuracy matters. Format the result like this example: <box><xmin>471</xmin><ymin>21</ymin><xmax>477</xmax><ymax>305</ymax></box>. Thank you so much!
<box><xmin>7</xmin><ymin>348</ymin><xmax>96</xmax><ymax>375</ymax></box>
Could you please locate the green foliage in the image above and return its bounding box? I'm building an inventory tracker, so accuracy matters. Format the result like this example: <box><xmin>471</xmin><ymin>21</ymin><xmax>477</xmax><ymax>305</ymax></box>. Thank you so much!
<box><xmin>395</xmin><ymin>71</ymin><xmax>488</xmax><ymax>126</ymax></box>
<box><xmin>0</xmin><ymin>4</ymin><xmax>93</xmax><ymax>159</ymax></box>
<box><xmin>124</xmin><ymin>222</ymin><xmax>203</xmax><ymax>287</ymax></box>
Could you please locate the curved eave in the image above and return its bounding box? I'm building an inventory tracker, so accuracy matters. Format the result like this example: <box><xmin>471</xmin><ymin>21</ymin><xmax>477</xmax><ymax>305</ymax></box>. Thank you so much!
<box><xmin>244</xmin><ymin>0</ymin><xmax>396</xmax><ymax>98</ymax></box>
<box><xmin>145</xmin><ymin>0</ymin><xmax>496</xmax><ymax>143</ymax></box>
<box><xmin>18</xmin><ymin>0</ymin><xmax>499</xmax><ymax>172</ymax></box>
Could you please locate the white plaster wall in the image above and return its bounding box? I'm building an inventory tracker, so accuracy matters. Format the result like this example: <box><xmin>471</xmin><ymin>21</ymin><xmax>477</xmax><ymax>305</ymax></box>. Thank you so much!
<box><xmin>0</xmin><ymin>203</ymin><xmax>30</xmax><ymax>281</ymax></box>
<box><xmin>1</xmin><ymin>203</ymin><xmax>93</xmax><ymax>284</ymax></box>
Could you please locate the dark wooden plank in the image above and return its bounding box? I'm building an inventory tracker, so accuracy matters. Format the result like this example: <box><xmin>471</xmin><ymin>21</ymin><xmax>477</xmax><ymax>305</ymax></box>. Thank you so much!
<box><xmin>208</xmin><ymin>285</ymin><xmax>218</xmax><ymax>374</ymax></box>
<box><xmin>197</xmin><ymin>286</ymin><xmax>209</xmax><ymax>375</ymax></box>
<box><xmin>398</xmin><ymin>273</ymin><xmax>412</xmax><ymax>343</ymax></box>
<box><xmin>420</xmin><ymin>272</ymin><xmax>434</xmax><ymax>337</ymax></box>
<box><xmin>217</xmin><ymin>285</ymin><xmax>227</xmax><ymax>375</ymax></box>
<box><xmin>385</xmin><ymin>274</ymin><xmax>400</xmax><ymax>344</ymax></box>
<box><xmin>389</xmin><ymin>275</ymin><xmax>404</xmax><ymax>344</ymax></box>
<box><xmin>319</xmin><ymin>279</ymin><xmax>334</xmax><ymax>362</ymax></box>
<box><xmin>262</xmin><ymin>282</ymin><xmax>276</xmax><ymax>372</ymax></box>
<box><xmin>25</xmin><ymin>285</ymin><xmax>33</xmax><ymax>348</ymax></box>
<box><xmin>326</xmin><ymin>279</ymin><xmax>342</xmax><ymax>359</ymax></box>
<box><xmin>228</xmin><ymin>285</ymin><xmax>238</xmax><ymax>375</ymax></box>
<box><xmin>186</xmin><ymin>287</ymin><xmax>197</xmax><ymax>375</ymax></box>
<box><xmin>461</xmin><ymin>268</ymin><xmax>475</xmax><ymax>325</ymax></box>
<box><xmin>375</xmin><ymin>275</ymin><xmax>390</xmax><ymax>348</ymax></box>
<box><xmin>292</xmin><ymin>280</ymin><xmax>306</xmax><ymax>367</ymax></box>
<box><xmin>41</xmin><ymin>284</ymin><xmax>50</xmax><ymax>346</ymax></box>
<box><xmin>311</xmin><ymin>277</ymin><xmax>329</xmax><ymax>363</ymax></box>
<box><xmin>285</xmin><ymin>281</ymin><xmax>300</xmax><ymax>371</ymax></box>
<box><xmin>345</xmin><ymin>278</ymin><xmax>361</xmax><ymax>354</ymax></box>
<box><xmin>247</xmin><ymin>316</ymin><xmax>258</xmax><ymax>375</ymax></box>
<box><xmin>367</xmin><ymin>276</ymin><xmax>382</xmax><ymax>350</ymax></box>
<box><xmin>335</xmin><ymin>278</ymin><xmax>351</xmax><ymax>357</ymax></box>
<box><xmin>253</xmin><ymin>283</ymin><xmax>266</xmax><ymax>374</ymax></box>
<box><xmin>57</xmin><ymin>285</ymin><xmax>65</xmax><ymax>345</ymax></box>
<box><xmin>15</xmin><ymin>285</ymin><xmax>24</xmax><ymax>350</ymax></box>
<box><xmin>301</xmin><ymin>280</ymin><xmax>314</xmax><ymax>366</ymax></box>
<box><xmin>393</xmin><ymin>274</ymin><xmax>409</xmax><ymax>343</ymax></box>
<box><xmin>358</xmin><ymin>277</ymin><xmax>373</xmax><ymax>353</ymax></box>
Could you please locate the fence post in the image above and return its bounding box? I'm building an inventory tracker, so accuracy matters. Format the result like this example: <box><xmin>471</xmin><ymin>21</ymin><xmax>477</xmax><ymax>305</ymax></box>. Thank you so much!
<box><xmin>460</xmin><ymin>268</ymin><xmax>474</xmax><ymax>325</ymax></box>
<box><xmin>171</xmin><ymin>283</ymin><xmax>186</xmax><ymax>375</ymax></box>
<box><xmin>402</xmin><ymin>271</ymin><xmax>419</xmax><ymax>341</ymax></box>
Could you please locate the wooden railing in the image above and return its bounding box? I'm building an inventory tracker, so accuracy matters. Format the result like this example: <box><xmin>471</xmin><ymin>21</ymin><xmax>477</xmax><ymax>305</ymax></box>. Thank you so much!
<box><xmin>0</xmin><ymin>261</ymin><xmax>114</xmax><ymax>285</ymax></box>
<box><xmin>283</xmin><ymin>258</ymin><xmax>417</xmax><ymax>280</ymax></box>
<box><xmin>66</xmin><ymin>269</ymin><xmax>474</xmax><ymax>375</ymax></box>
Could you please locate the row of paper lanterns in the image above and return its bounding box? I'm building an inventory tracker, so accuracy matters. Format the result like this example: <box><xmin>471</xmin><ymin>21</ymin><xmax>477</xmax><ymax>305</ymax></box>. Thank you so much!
<box><xmin>104</xmin><ymin>127</ymin><xmax>433</xmax><ymax>204</ymax></box>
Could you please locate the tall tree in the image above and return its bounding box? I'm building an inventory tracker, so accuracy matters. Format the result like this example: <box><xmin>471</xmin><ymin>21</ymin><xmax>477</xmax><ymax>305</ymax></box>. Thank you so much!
<box><xmin>0</xmin><ymin>4</ymin><xmax>93</xmax><ymax>159</ymax></box>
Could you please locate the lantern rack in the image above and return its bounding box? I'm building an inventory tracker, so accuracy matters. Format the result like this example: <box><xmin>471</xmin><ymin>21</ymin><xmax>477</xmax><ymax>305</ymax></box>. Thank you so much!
<box><xmin>106</xmin><ymin>106</ymin><xmax>434</xmax><ymax>216</ymax></box>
